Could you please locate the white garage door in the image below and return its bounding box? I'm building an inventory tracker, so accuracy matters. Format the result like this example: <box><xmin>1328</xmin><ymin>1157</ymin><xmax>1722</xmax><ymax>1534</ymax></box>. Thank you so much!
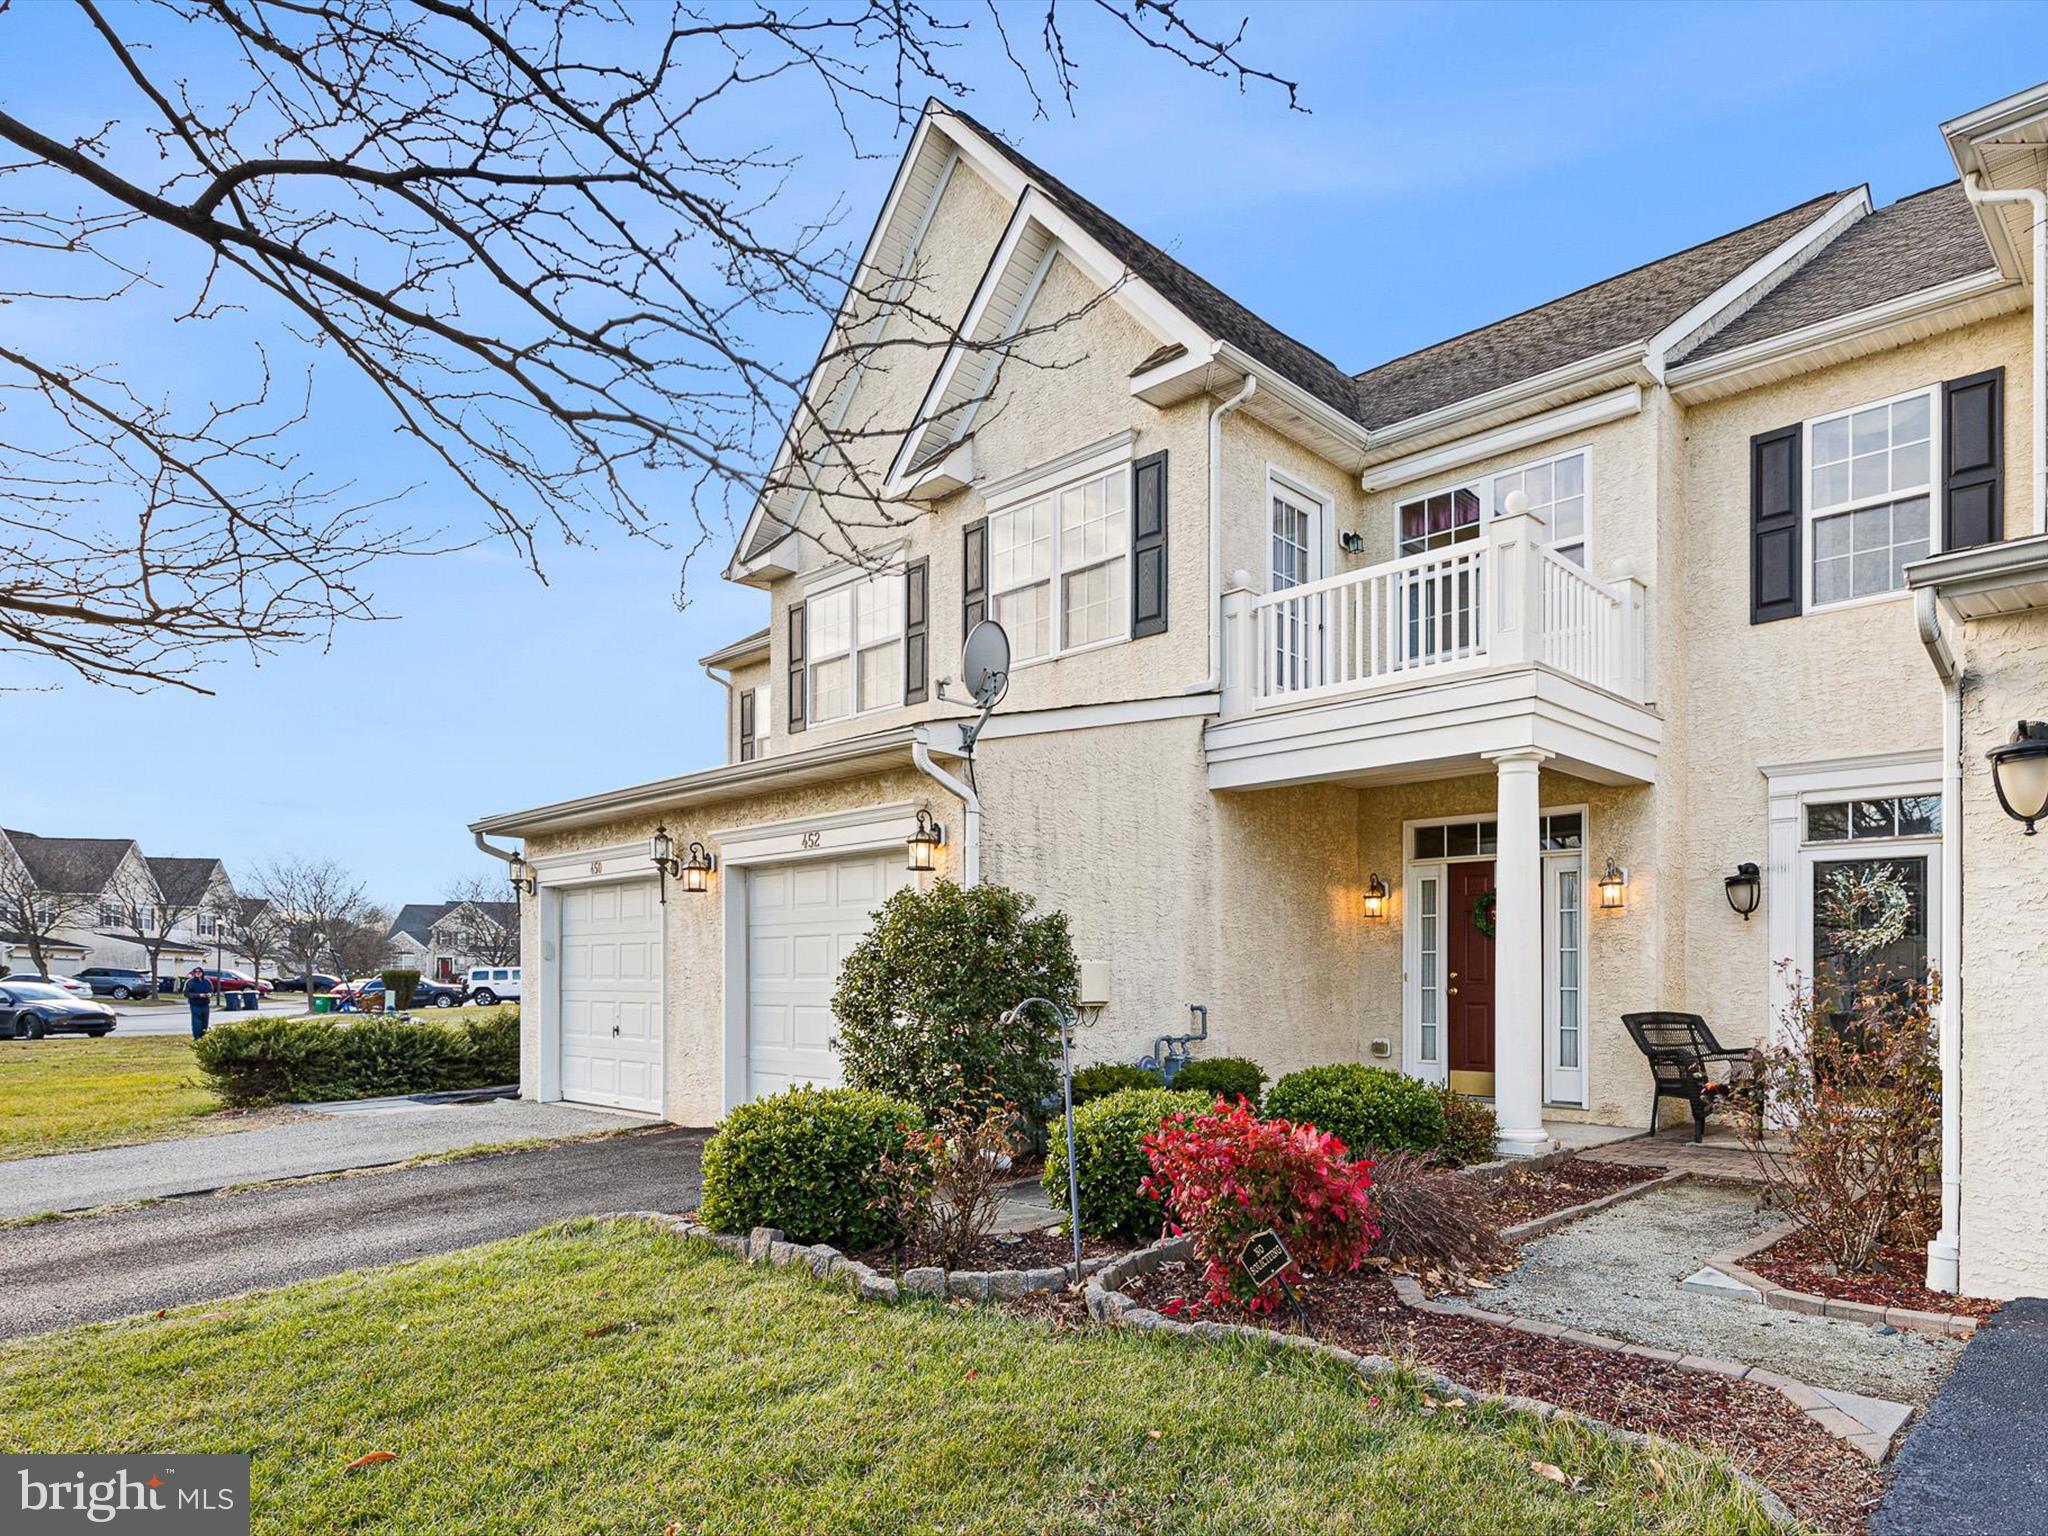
<box><xmin>558</xmin><ymin>879</ymin><xmax>662</xmax><ymax>1113</ymax></box>
<box><xmin>745</xmin><ymin>851</ymin><xmax>910</xmax><ymax>1101</ymax></box>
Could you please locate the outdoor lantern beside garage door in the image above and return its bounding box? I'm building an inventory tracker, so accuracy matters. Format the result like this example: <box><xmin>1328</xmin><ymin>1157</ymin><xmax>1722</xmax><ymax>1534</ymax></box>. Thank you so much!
<box><xmin>1362</xmin><ymin>873</ymin><xmax>1389</xmax><ymax>920</ymax></box>
<box><xmin>1724</xmin><ymin>862</ymin><xmax>1761</xmax><ymax>921</ymax></box>
<box><xmin>906</xmin><ymin>808</ymin><xmax>944</xmax><ymax>873</ymax></box>
<box><xmin>1987</xmin><ymin>720</ymin><xmax>2048</xmax><ymax>835</ymax></box>
<box><xmin>652</xmin><ymin>825</ymin><xmax>717</xmax><ymax>901</ymax></box>
<box><xmin>1598</xmin><ymin>858</ymin><xmax>1629</xmax><ymax>910</ymax></box>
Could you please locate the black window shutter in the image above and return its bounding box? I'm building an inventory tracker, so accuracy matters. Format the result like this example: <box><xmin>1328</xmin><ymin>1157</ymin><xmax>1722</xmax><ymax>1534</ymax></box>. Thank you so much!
<box><xmin>738</xmin><ymin>685</ymin><xmax>757</xmax><ymax>762</ymax></box>
<box><xmin>786</xmin><ymin>602</ymin><xmax>807</xmax><ymax>733</ymax></box>
<box><xmin>1750</xmin><ymin>424</ymin><xmax>1802</xmax><ymax>625</ymax></box>
<box><xmin>1943</xmin><ymin>367</ymin><xmax>2004</xmax><ymax>552</ymax></box>
<box><xmin>1131</xmin><ymin>450</ymin><xmax>1169</xmax><ymax>637</ymax></box>
<box><xmin>962</xmin><ymin>517</ymin><xmax>987</xmax><ymax>634</ymax></box>
<box><xmin>904</xmin><ymin>557</ymin><xmax>930</xmax><ymax>704</ymax></box>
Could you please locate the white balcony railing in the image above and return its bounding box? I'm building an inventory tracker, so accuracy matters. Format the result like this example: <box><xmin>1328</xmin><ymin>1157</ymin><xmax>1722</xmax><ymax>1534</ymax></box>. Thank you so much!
<box><xmin>1224</xmin><ymin>496</ymin><xmax>1647</xmax><ymax>715</ymax></box>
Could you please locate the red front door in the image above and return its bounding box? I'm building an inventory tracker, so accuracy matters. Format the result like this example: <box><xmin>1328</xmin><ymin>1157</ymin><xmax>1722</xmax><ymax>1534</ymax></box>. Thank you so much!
<box><xmin>1447</xmin><ymin>860</ymin><xmax>1497</xmax><ymax>1095</ymax></box>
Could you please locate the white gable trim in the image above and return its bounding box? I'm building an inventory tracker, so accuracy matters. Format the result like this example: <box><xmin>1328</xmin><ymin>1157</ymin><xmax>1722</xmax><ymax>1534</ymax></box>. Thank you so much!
<box><xmin>1363</xmin><ymin>386</ymin><xmax>1642</xmax><ymax>495</ymax></box>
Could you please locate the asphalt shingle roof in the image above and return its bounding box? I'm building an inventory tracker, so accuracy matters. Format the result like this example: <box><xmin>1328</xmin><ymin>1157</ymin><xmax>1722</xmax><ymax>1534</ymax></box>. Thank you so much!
<box><xmin>1349</xmin><ymin>191</ymin><xmax>1850</xmax><ymax>428</ymax></box>
<box><xmin>146</xmin><ymin>856</ymin><xmax>223</xmax><ymax>907</ymax></box>
<box><xmin>388</xmin><ymin>902</ymin><xmax>453</xmax><ymax>946</ymax></box>
<box><xmin>2</xmin><ymin>831</ymin><xmax>134</xmax><ymax>896</ymax></box>
<box><xmin>1675</xmin><ymin>183</ymin><xmax>1998</xmax><ymax>365</ymax></box>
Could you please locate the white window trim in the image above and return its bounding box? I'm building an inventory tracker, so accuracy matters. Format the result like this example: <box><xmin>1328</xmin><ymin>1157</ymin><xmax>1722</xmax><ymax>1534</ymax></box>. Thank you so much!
<box><xmin>1799</xmin><ymin>383</ymin><xmax>1941</xmax><ymax>615</ymax></box>
<box><xmin>984</xmin><ymin>450</ymin><xmax>1137</xmax><ymax>669</ymax></box>
<box><xmin>802</xmin><ymin>563</ymin><xmax>907</xmax><ymax>726</ymax></box>
<box><xmin>1392</xmin><ymin>445</ymin><xmax>1594</xmax><ymax>568</ymax></box>
<box><xmin>1763</xmin><ymin>752</ymin><xmax>1943</xmax><ymax>1045</ymax></box>
<box><xmin>1265</xmin><ymin>463</ymin><xmax>1335</xmax><ymax>591</ymax></box>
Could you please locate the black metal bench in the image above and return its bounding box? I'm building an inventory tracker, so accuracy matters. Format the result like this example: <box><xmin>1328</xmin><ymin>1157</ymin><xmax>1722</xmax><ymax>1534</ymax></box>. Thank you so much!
<box><xmin>1622</xmin><ymin>1011</ymin><xmax>1755</xmax><ymax>1142</ymax></box>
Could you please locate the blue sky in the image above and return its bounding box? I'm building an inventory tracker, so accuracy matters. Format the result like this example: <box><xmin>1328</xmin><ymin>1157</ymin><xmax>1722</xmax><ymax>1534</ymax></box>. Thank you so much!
<box><xmin>6</xmin><ymin>1</ymin><xmax>2046</xmax><ymax>908</ymax></box>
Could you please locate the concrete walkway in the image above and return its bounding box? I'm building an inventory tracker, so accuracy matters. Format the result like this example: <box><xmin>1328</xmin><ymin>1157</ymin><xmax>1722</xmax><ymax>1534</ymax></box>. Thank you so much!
<box><xmin>1875</xmin><ymin>1298</ymin><xmax>2048</xmax><ymax>1535</ymax></box>
<box><xmin>0</xmin><ymin>1129</ymin><xmax>705</xmax><ymax>1338</ymax></box>
<box><xmin>1442</xmin><ymin>1181</ymin><xmax>1963</xmax><ymax>1406</ymax></box>
<box><xmin>6</xmin><ymin>1098</ymin><xmax>656</xmax><ymax>1219</ymax></box>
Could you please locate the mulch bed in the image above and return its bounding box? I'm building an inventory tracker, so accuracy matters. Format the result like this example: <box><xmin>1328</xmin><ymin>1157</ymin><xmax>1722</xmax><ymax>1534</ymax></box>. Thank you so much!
<box><xmin>852</xmin><ymin>1227</ymin><xmax>1130</xmax><ymax>1275</ymax></box>
<box><xmin>1745</xmin><ymin>1227</ymin><xmax>2001</xmax><ymax>1321</ymax></box>
<box><xmin>1488</xmin><ymin>1159</ymin><xmax>1668</xmax><ymax>1229</ymax></box>
<box><xmin>1111</xmin><ymin>1261</ymin><xmax>1881</xmax><ymax>1535</ymax></box>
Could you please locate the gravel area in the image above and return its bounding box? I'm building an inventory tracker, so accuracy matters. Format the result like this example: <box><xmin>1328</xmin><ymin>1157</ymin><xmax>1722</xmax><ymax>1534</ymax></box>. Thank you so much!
<box><xmin>5</xmin><ymin>1097</ymin><xmax>656</xmax><ymax>1218</ymax></box>
<box><xmin>1441</xmin><ymin>1181</ymin><xmax>1964</xmax><ymax>1405</ymax></box>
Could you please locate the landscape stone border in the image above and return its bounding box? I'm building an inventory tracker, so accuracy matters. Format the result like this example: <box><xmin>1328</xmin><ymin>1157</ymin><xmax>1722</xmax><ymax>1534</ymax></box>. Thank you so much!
<box><xmin>627</xmin><ymin>1214</ymin><xmax>1114</xmax><ymax>1303</ymax></box>
<box><xmin>1083</xmin><ymin>1233</ymin><xmax>1802</xmax><ymax>1531</ymax></box>
<box><xmin>1701</xmin><ymin>1221</ymin><xmax>1979</xmax><ymax>1340</ymax></box>
<box><xmin>1498</xmin><ymin>1167</ymin><xmax>1692</xmax><ymax>1242</ymax></box>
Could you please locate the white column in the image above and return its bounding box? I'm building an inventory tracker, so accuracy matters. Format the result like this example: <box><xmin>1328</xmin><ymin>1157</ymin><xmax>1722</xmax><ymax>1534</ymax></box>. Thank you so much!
<box><xmin>1219</xmin><ymin>569</ymin><xmax>1257</xmax><ymax>718</ymax></box>
<box><xmin>1487</xmin><ymin>746</ymin><xmax>1552</xmax><ymax>1156</ymax></box>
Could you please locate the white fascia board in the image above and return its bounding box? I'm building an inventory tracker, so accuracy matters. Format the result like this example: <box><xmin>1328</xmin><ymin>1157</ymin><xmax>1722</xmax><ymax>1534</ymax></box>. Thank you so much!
<box><xmin>1646</xmin><ymin>190</ymin><xmax>1871</xmax><ymax>373</ymax></box>
<box><xmin>1362</xmin><ymin>385</ymin><xmax>1643</xmax><ymax>494</ymax></box>
<box><xmin>696</xmin><ymin>628</ymin><xmax>771</xmax><ymax>670</ymax></box>
<box><xmin>1207</xmin><ymin>341</ymin><xmax>1373</xmax><ymax>469</ymax></box>
<box><xmin>1666</xmin><ymin>269</ymin><xmax>2022</xmax><ymax>401</ymax></box>
<box><xmin>1361</xmin><ymin>343</ymin><xmax>1649</xmax><ymax>458</ymax></box>
<box><xmin>1944</xmin><ymin>83</ymin><xmax>2048</xmax><ymax>278</ymax></box>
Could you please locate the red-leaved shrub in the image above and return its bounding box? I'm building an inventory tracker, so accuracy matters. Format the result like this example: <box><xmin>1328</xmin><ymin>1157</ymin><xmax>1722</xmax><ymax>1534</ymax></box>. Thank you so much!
<box><xmin>1139</xmin><ymin>1098</ymin><xmax>1378</xmax><ymax>1308</ymax></box>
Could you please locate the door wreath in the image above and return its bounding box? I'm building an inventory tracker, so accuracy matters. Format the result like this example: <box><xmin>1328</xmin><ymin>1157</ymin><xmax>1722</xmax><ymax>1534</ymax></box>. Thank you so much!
<box><xmin>1472</xmin><ymin>889</ymin><xmax>1497</xmax><ymax>939</ymax></box>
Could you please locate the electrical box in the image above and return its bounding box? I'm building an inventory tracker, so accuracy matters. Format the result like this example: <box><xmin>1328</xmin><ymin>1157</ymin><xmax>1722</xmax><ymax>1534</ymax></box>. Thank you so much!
<box><xmin>1369</xmin><ymin>1037</ymin><xmax>1392</xmax><ymax>1060</ymax></box>
<box><xmin>1077</xmin><ymin>962</ymin><xmax>1111</xmax><ymax>1008</ymax></box>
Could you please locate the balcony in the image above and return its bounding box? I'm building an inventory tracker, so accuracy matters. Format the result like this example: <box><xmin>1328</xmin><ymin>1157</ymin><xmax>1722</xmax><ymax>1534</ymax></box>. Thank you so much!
<box><xmin>1207</xmin><ymin>498</ymin><xmax>1661</xmax><ymax>791</ymax></box>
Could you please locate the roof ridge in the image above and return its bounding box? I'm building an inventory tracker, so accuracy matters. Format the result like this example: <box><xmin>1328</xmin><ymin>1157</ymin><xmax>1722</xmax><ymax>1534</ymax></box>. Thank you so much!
<box><xmin>1351</xmin><ymin>187</ymin><xmax>1856</xmax><ymax>381</ymax></box>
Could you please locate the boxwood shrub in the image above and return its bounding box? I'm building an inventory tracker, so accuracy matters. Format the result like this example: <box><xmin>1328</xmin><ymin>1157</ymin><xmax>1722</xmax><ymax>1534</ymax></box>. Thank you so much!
<box><xmin>1167</xmin><ymin>1056</ymin><xmax>1268</xmax><ymax>1108</ymax></box>
<box><xmin>1043</xmin><ymin>1087</ymin><xmax>1209</xmax><ymax>1240</ymax></box>
<box><xmin>697</xmin><ymin>1085</ymin><xmax>922</xmax><ymax>1251</ymax></box>
<box><xmin>1068</xmin><ymin>1062</ymin><xmax>1164</xmax><ymax>1105</ymax></box>
<box><xmin>193</xmin><ymin>1009</ymin><xmax>522</xmax><ymax>1107</ymax></box>
<box><xmin>1265</xmin><ymin>1064</ymin><xmax>1447</xmax><ymax>1155</ymax></box>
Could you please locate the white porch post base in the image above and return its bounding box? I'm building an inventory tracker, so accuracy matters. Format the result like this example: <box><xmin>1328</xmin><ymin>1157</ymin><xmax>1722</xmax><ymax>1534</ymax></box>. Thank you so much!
<box><xmin>1487</xmin><ymin>746</ymin><xmax>1552</xmax><ymax>1157</ymax></box>
<box><xmin>1926</xmin><ymin>1228</ymin><xmax>1960</xmax><ymax>1293</ymax></box>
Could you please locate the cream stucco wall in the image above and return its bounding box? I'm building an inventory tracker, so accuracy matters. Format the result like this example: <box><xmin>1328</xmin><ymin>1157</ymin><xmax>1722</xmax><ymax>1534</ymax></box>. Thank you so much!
<box><xmin>1957</xmin><ymin>609</ymin><xmax>2048</xmax><ymax>1299</ymax></box>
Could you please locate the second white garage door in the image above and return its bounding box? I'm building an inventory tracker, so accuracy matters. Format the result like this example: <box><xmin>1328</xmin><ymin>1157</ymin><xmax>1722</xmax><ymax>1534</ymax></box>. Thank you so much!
<box><xmin>745</xmin><ymin>850</ymin><xmax>910</xmax><ymax>1101</ymax></box>
<box><xmin>558</xmin><ymin>879</ymin><xmax>662</xmax><ymax>1113</ymax></box>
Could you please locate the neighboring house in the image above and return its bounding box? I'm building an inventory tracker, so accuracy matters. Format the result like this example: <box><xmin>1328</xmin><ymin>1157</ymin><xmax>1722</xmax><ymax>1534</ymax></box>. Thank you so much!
<box><xmin>142</xmin><ymin>855</ymin><xmax>239</xmax><ymax>973</ymax></box>
<box><xmin>473</xmin><ymin>83</ymin><xmax>2048</xmax><ymax>1299</ymax></box>
<box><xmin>385</xmin><ymin>901</ymin><xmax>522</xmax><ymax>981</ymax></box>
<box><xmin>0</xmin><ymin>831</ymin><xmax>245</xmax><ymax>978</ymax></box>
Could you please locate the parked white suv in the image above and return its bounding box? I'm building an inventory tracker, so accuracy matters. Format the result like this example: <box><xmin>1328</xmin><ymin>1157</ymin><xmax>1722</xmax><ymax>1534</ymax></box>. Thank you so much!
<box><xmin>465</xmin><ymin>966</ymin><xmax>521</xmax><ymax>1006</ymax></box>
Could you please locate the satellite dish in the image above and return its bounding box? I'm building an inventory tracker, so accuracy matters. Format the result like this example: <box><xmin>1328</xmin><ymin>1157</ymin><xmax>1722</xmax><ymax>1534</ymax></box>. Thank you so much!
<box><xmin>961</xmin><ymin>619</ymin><xmax>1011</xmax><ymax>710</ymax></box>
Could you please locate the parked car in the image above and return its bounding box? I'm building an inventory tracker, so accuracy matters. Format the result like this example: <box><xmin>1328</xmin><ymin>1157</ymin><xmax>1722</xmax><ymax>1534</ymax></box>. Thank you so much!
<box><xmin>202</xmin><ymin>968</ymin><xmax>270</xmax><ymax>994</ymax></box>
<box><xmin>0</xmin><ymin>981</ymin><xmax>117</xmax><ymax>1039</ymax></box>
<box><xmin>268</xmin><ymin>973</ymin><xmax>339</xmax><ymax>993</ymax></box>
<box><xmin>71</xmin><ymin>966</ymin><xmax>156</xmax><ymax>1000</ymax></box>
<box><xmin>7</xmin><ymin>972</ymin><xmax>92</xmax><ymax>998</ymax></box>
<box><xmin>334</xmin><ymin>977</ymin><xmax>467</xmax><ymax>1009</ymax></box>
<box><xmin>464</xmin><ymin>966</ymin><xmax>521</xmax><ymax>1006</ymax></box>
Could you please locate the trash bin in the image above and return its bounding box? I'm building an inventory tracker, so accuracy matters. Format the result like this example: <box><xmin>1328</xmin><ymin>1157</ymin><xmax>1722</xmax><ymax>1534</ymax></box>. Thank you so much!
<box><xmin>312</xmin><ymin>995</ymin><xmax>332</xmax><ymax>1015</ymax></box>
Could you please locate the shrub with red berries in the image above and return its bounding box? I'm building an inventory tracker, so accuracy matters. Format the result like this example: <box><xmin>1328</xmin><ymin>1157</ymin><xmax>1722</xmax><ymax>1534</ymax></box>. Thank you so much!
<box><xmin>1139</xmin><ymin>1098</ymin><xmax>1378</xmax><ymax>1309</ymax></box>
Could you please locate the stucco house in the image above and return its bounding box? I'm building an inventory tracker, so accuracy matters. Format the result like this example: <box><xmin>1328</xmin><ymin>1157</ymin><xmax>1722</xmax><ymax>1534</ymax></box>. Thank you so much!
<box><xmin>474</xmin><ymin>82</ymin><xmax>2048</xmax><ymax>1298</ymax></box>
<box><xmin>387</xmin><ymin>900</ymin><xmax>522</xmax><ymax>981</ymax></box>
<box><xmin>0</xmin><ymin>831</ymin><xmax>248</xmax><ymax>979</ymax></box>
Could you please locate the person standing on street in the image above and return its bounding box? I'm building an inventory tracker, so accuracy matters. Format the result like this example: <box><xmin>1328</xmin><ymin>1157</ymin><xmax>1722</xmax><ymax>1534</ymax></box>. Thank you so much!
<box><xmin>186</xmin><ymin>966</ymin><xmax>214</xmax><ymax>1040</ymax></box>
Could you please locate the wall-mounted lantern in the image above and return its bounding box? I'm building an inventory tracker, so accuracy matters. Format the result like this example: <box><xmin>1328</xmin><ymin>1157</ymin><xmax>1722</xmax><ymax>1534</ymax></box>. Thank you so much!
<box><xmin>1988</xmin><ymin>720</ymin><xmax>2048</xmax><ymax>835</ymax></box>
<box><xmin>1723</xmin><ymin>862</ymin><xmax>1761</xmax><ymax>921</ymax></box>
<box><xmin>1363</xmin><ymin>872</ymin><xmax>1389</xmax><ymax>920</ymax></box>
<box><xmin>907</xmin><ymin>808</ymin><xmax>944</xmax><ymax>873</ymax></box>
<box><xmin>1597</xmin><ymin>858</ymin><xmax>1629</xmax><ymax>910</ymax></box>
<box><xmin>652</xmin><ymin>824</ymin><xmax>716</xmax><ymax>902</ymax></box>
<box><xmin>507</xmin><ymin>850</ymin><xmax>537</xmax><ymax>897</ymax></box>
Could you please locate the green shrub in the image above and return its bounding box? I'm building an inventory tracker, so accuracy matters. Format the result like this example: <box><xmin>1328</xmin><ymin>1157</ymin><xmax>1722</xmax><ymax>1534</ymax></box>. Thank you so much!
<box><xmin>1068</xmin><ymin>1062</ymin><xmax>1163</xmax><ymax>1104</ymax></box>
<box><xmin>1168</xmin><ymin>1056</ymin><xmax>1268</xmax><ymax>1108</ymax></box>
<box><xmin>1043</xmin><ymin>1088</ymin><xmax>1208</xmax><ymax>1239</ymax></box>
<box><xmin>192</xmin><ymin>1008</ymin><xmax>525</xmax><ymax>1107</ymax></box>
<box><xmin>697</xmin><ymin>1086</ymin><xmax>922</xmax><ymax>1250</ymax></box>
<box><xmin>1265</xmin><ymin>1064</ymin><xmax>1446</xmax><ymax>1155</ymax></box>
<box><xmin>1436</xmin><ymin>1086</ymin><xmax>1500</xmax><ymax>1166</ymax></box>
<box><xmin>832</xmin><ymin>881</ymin><xmax>1077</xmax><ymax>1122</ymax></box>
<box><xmin>380</xmin><ymin>967</ymin><xmax>422</xmax><ymax>1010</ymax></box>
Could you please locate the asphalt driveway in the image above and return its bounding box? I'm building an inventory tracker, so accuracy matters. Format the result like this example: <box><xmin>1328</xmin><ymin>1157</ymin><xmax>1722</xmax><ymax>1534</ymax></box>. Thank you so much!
<box><xmin>0</xmin><ymin>1129</ymin><xmax>705</xmax><ymax>1339</ymax></box>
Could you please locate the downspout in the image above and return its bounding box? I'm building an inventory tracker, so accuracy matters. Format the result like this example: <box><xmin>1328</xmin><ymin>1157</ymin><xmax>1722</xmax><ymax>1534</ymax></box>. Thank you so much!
<box><xmin>912</xmin><ymin>735</ymin><xmax>981</xmax><ymax>887</ymax></box>
<box><xmin>473</xmin><ymin>829</ymin><xmax>519</xmax><ymax>869</ymax></box>
<box><xmin>1962</xmin><ymin>174</ymin><xmax>2046</xmax><ymax>533</ymax></box>
<box><xmin>1916</xmin><ymin>588</ymin><xmax>1964</xmax><ymax>1293</ymax></box>
<box><xmin>1184</xmin><ymin>366</ymin><xmax>1258</xmax><ymax>695</ymax></box>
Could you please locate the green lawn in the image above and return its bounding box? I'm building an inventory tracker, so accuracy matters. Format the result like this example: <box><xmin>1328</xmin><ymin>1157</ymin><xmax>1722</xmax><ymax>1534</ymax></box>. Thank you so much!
<box><xmin>0</xmin><ymin>1220</ymin><xmax>1782</xmax><ymax>1535</ymax></box>
<box><xmin>0</xmin><ymin>1036</ymin><xmax>227</xmax><ymax>1159</ymax></box>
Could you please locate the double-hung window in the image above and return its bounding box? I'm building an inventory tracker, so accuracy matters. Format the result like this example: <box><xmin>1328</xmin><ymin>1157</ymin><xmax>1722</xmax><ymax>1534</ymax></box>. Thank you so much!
<box><xmin>805</xmin><ymin>572</ymin><xmax>903</xmax><ymax>724</ymax></box>
<box><xmin>1395</xmin><ymin>448</ymin><xmax>1589</xmax><ymax>565</ymax></box>
<box><xmin>1806</xmin><ymin>388</ymin><xmax>1934</xmax><ymax>608</ymax></box>
<box><xmin>988</xmin><ymin>466</ymin><xmax>1130</xmax><ymax>663</ymax></box>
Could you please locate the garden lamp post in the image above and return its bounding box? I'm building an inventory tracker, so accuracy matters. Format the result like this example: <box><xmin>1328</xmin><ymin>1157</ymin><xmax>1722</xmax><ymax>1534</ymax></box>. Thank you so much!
<box><xmin>1001</xmin><ymin>995</ymin><xmax>1083</xmax><ymax>1284</ymax></box>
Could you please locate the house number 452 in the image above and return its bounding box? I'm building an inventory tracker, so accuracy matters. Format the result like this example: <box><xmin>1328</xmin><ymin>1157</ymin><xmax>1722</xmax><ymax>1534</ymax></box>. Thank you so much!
<box><xmin>799</xmin><ymin>831</ymin><xmax>822</xmax><ymax>850</ymax></box>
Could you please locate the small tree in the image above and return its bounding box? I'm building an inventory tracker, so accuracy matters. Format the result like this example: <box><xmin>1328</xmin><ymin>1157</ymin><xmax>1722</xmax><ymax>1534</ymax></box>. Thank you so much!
<box><xmin>258</xmin><ymin>857</ymin><xmax>369</xmax><ymax>994</ymax></box>
<box><xmin>228</xmin><ymin>898</ymin><xmax>282</xmax><ymax>984</ymax></box>
<box><xmin>832</xmin><ymin>882</ymin><xmax>1077</xmax><ymax>1121</ymax></box>
<box><xmin>99</xmin><ymin>866</ymin><xmax>199</xmax><ymax>989</ymax></box>
<box><xmin>0</xmin><ymin>857</ymin><xmax>88</xmax><ymax>978</ymax></box>
<box><xmin>331</xmin><ymin>908</ymin><xmax>396</xmax><ymax>981</ymax></box>
<box><xmin>1739</xmin><ymin>864</ymin><xmax>1941</xmax><ymax>1273</ymax></box>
